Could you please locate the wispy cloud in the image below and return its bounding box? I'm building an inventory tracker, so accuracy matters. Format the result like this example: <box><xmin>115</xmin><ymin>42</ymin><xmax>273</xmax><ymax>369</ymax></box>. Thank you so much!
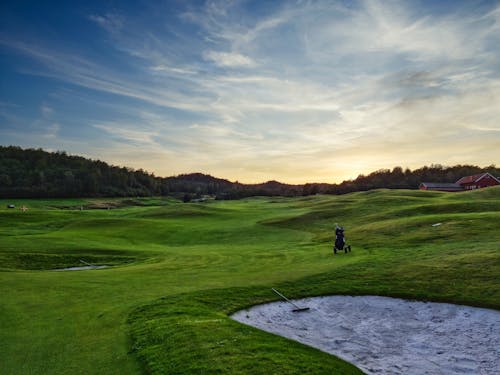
<box><xmin>150</xmin><ymin>64</ymin><xmax>197</xmax><ymax>75</ymax></box>
<box><xmin>93</xmin><ymin>122</ymin><xmax>159</xmax><ymax>146</ymax></box>
<box><xmin>40</xmin><ymin>104</ymin><xmax>53</xmax><ymax>118</ymax></box>
<box><xmin>0</xmin><ymin>38</ymin><xmax>214</xmax><ymax>113</ymax></box>
<box><xmin>43</xmin><ymin>123</ymin><xmax>60</xmax><ymax>139</ymax></box>
<box><xmin>203</xmin><ymin>50</ymin><xmax>255</xmax><ymax>67</ymax></box>
<box><xmin>88</xmin><ymin>13</ymin><xmax>124</xmax><ymax>34</ymax></box>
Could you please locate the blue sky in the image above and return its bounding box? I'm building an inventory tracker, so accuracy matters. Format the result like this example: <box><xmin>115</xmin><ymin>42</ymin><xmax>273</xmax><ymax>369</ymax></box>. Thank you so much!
<box><xmin>1</xmin><ymin>0</ymin><xmax>499</xmax><ymax>183</ymax></box>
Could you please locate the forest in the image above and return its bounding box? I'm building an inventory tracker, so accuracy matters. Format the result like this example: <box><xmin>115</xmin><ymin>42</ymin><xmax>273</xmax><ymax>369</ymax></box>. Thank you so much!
<box><xmin>1</xmin><ymin>145</ymin><xmax>498</xmax><ymax>199</ymax></box>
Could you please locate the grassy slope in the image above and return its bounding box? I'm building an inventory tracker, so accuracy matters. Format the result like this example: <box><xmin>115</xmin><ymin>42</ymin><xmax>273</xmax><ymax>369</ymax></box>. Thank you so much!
<box><xmin>0</xmin><ymin>188</ymin><xmax>499</xmax><ymax>374</ymax></box>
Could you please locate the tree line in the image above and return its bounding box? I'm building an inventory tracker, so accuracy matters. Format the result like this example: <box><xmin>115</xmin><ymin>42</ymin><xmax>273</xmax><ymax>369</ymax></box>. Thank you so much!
<box><xmin>0</xmin><ymin>146</ymin><xmax>498</xmax><ymax>199</ymax></box>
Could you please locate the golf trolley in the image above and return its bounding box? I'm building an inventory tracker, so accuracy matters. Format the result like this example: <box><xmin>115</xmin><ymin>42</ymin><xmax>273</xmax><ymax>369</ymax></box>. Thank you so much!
<box><xmin>333</xmin><ymin>224</ymin><xmax>351</xmax><ymax>254</ymax></box>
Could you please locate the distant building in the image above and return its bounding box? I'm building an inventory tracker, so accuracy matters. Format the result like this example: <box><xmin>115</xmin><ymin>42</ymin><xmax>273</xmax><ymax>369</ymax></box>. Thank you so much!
<box><xmin>455</xmin><ymin>173</ymin><xmax>500</xmax><ymax>190</ymax></box>
<box><xmin>419</xmin><ymin>182</ymin><xmax>463</xmax><ymax>192</ymax></box>
<box><xmin>420</xmin><ymin>173</ymin><xmax>500</xmax><ymax>192</ymax></box>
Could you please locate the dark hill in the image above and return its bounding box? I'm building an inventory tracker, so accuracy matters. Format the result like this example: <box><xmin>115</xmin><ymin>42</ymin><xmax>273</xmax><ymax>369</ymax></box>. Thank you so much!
<box><xmin>0</xmin><ymin>145</ymin><xmax>498</xmax><ymax>199</ymax></box>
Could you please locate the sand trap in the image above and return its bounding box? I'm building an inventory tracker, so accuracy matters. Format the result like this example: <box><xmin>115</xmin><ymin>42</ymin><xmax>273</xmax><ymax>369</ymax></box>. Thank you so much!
<box><xmin>53</xmin><ymin>265</ymin><xmax>108</xmax><ymax>271</ymax></box>
<box><xmin>232</xmin><ymin>295</ymin><xmax>499</xmax><ymax>374</ymax></box>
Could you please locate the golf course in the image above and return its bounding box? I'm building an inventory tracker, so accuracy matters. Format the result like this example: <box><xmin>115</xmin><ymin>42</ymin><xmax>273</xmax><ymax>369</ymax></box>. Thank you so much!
<box><xmin>1</xmin><ymin>187</ymin><xmax>499</xmax><ymax>374</ymax></box>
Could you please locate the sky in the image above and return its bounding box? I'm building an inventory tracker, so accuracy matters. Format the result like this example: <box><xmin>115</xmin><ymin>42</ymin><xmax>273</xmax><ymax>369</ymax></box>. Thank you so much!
<box><xmin>1</xmin><ymin>0</ymin><xmax>499</xmax><ymax>184</ymax></box>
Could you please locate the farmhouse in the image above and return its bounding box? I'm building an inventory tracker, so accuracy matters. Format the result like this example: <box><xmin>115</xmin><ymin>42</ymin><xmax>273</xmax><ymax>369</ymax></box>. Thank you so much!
<box><xmin>419</xmin><ymin>173</ymin><xmax>500</xmax><ymax>192</ymax></box>
<box><xmin>455</xmin><ymin>173</ymin><xmax>500</xmax><ymax>190</ymax></box>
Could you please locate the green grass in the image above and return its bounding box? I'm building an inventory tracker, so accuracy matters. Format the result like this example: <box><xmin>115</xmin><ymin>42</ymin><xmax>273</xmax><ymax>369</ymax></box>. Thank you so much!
<box><xmin>0</xmin><ymin>188</ymin><xmax>499</xmax><ymax>374</ymax></box>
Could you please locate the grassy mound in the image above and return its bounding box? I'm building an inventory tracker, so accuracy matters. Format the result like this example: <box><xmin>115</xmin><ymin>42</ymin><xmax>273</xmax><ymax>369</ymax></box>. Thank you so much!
<box><xmin>129</xmin><ymin>288</ymin><xmax>360</xmax><ymax>374</ymax></box>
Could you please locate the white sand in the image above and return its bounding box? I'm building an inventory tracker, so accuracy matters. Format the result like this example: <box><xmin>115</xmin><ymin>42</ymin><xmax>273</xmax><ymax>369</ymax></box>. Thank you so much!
<box><xmin>53</xmin><ymin>265</ymin><xmax>108</xmax><ymax>271</ymax></box>
<box><xmin>231</xmin><ymin>295</ymin><xmax>500</xmax><ymax>374</ymax></box>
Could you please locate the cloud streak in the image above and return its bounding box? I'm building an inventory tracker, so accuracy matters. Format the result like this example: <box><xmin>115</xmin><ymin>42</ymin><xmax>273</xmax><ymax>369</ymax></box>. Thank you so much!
<box><xmin>203</xmin><ymin>50</ymin><xmax>256</xmax><ymax>67</ymax></box>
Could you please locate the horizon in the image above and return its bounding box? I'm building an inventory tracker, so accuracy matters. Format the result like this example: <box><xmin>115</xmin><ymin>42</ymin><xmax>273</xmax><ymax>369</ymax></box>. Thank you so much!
<box><xmin>1</xmin><ymin>1</ymin><xmax>499</xmax><ymax>184</ymax></box>
<box><xmin>3</xmin><ymin>144</ymin><xmax>498</xmax><ymax>186</ymax></box>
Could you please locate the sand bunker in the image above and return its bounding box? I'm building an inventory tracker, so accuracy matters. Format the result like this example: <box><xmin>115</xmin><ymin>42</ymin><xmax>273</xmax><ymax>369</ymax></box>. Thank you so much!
<box><xmin>232</xmin><ymin>295</ymin><xmax>499</xmax><ymax>374</ymax></box>
<box><xmin>53</xmin><ymin>265</ymin><xmax>108</xmax><ymax>271</ymax></box>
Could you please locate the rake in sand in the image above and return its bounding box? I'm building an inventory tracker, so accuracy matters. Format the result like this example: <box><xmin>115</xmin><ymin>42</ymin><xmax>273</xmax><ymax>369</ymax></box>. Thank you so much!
<box><xmin>272</xmin><ymin>288</ymin><xmax>310</xmax><ymax>312</ymax></box>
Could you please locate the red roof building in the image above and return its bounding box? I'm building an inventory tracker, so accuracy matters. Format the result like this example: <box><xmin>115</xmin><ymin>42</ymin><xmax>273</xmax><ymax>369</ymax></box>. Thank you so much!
<box><xmin>455</xmin><ymin>173</ymin><xmax>500</xmax><ymax>190</ymax></box>
<box><xmin>420</xmin><ymin>173</ymin><xmax>500</xmax><ymax>192</ymax></box>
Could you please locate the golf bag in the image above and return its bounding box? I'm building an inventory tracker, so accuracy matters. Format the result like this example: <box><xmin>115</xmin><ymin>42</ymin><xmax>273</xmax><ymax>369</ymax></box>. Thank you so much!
<box><xmin>334</xmin><ymin>226</ymin><xmax>351</xmax><ymax>254</ymax></box>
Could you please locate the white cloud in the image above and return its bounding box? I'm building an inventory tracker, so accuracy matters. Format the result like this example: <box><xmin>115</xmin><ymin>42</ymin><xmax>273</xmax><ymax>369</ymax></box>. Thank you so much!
<box><xmin>0</xmin><ymin>38</ymin><xmax>216</xmax><ymax>114</ymax></box>
<box><xmin>88</xmin><ymin>13</ymin><xmax>124</xmax><ymax>34</ymax></box>
<box><xmin>203</xmin><ymin>50</ymin><xmax>256</xmax><ymax>67</ymax></box>
<box><xmin>150</xmin><ymin>64</ymin><xmax>197</xmax><ymax>75</ymax></box>
<box><xmin>93</xmin><ymin>122</ymin><xmax>159</xmax><ymax>146</ymax></box>
<box><xmin>40</xmin><ymin>104</ymin><xmax>53</xmax><ymax>117</ymax></box>
<box><xmin>43</xmin><ymin>123</ymin><xmax>60</xmax><ymax>139</ymax></box>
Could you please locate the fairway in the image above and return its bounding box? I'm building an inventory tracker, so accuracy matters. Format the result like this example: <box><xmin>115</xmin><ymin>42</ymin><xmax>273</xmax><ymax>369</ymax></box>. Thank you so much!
<box><xmin>1</xmin><ymin>188</ymin><xmax>499</xmax><ymax>374</ymax></box>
